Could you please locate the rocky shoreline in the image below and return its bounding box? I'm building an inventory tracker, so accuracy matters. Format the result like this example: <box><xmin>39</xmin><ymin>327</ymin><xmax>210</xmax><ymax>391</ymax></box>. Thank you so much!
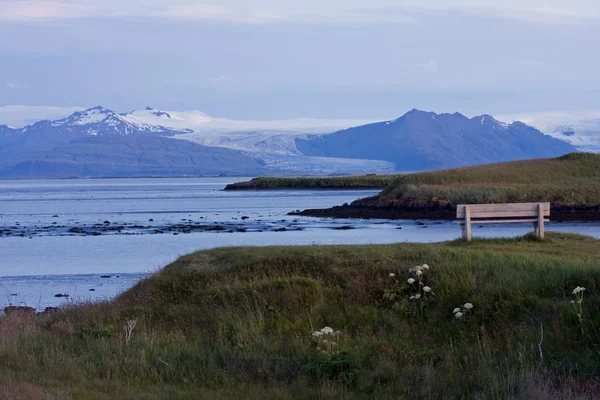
<box><xmin>0</xmin><ymin>218</ymin><xmax>309</xmax><ymax>238</ymax></box>
<box><xmin>290</xmin><ymin>201</ymin><xmax>600</xmax><ymax>222</ymax></box>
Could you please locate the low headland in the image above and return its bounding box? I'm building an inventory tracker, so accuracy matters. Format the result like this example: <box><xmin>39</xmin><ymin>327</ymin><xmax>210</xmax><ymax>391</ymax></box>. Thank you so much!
<box><xmin>1</xmin><ymin>233</ymin><xmax>599</xmax><ymax>398</ymax></box>
<box><xmin>224</xmin><ymin>175</ymin><xmax>398</xmax><ymax>190</ymax></box>
<box><xmin>293</xmin><ymin>153</ymin><xmax>600</xmax><ymax>221</ymax></box>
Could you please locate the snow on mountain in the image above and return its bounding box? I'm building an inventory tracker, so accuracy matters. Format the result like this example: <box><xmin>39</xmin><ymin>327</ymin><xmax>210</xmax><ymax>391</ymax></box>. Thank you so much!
<box><xmin>48</xmin><ymin>106</ymin><xmax>190</xmax><ymax>136</ymax></box>
<box><xmin>124</xmin><ymin>107</ymin><xmax>376</xmax><ymax>135</ymax></box>
<box><xmin>499</xmin><ymin>110</ymin><xmax>600</xmax><ymax>152</ymax></box>
<box><xmin>121</xmin><ymin>107</ymin><xmax>378</xmax><ymax>157</ymax></box>
<box><xmin>119</xmin><ymin>107</ymin><xmax>389</xmax><ymax>172</ymax></box>
<box><xmin>0</xmin><ymin>106</ymin><xmax>392</xmax><ymax>175</ymax></box>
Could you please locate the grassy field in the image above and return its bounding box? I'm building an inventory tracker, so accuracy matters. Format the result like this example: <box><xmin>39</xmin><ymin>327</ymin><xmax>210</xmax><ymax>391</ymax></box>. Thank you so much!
<box><xmin>376</xmin><ymin>152</ymin><xmax>600</xmax><ymax>206</ymax></box>
<box><xmin>224</xmin><ymin>175</ymin><xmax>398</xmax><ymax>190</ymax></box>
<box><xmin>1</xmin><ymin>233</ymin><xmax>600</xmax><ymax>398</ymax></box>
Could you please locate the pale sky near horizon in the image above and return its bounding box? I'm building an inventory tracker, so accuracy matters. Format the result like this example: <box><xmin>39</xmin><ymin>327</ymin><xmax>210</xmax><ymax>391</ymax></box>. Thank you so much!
<box><xmin>1</xmin><ymin>0</ymin><xmax>599</xmax><ymax>120</ymax></box>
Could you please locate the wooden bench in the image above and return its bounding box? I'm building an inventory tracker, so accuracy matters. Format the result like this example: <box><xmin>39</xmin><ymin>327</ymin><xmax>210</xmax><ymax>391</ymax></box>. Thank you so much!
<box><xmin>457</xmin><ymin>202</ymin><xmax>550</xmax><ymax>241</ymax></box>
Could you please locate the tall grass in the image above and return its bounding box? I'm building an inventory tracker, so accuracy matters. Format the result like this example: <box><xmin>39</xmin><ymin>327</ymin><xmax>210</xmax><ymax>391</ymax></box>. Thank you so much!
<box><xmin>1</xmin><ymin>232</ymin><xmax>599</xmax><ymax>398</ymax></box>
<box><xmin>377</xmin><ymin>153</ymin><xmax>600</xmax><ymax>206</ymax></box>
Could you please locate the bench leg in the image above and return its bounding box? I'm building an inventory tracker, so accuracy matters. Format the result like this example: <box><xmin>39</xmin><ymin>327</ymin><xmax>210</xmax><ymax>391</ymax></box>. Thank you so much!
<box><xmin>533</xmin><ymin>222</ymin><xmax>539</xmax><ymax>237</ymax></box>
<box><xmin>537</xmin><ymin>203</ymin><xmax>545</xmax><ymax>240</ymax></box>
<box><xmin>465</xmin><ymin>207</ymin><xmax>472</xmax><ymax>242</ymax></box>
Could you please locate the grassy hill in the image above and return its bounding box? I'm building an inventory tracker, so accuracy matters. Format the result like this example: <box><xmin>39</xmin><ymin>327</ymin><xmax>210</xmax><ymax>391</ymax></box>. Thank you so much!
<box><xmin>225</xmin><ymin>175</ymin><xmax>398</xmax><ymax>190</ymax></box>
<box><xmin>1</xmin><ymin>233</ymin><xmax>599</xmax><ymax>398</ymax></box>
<box><xmin>295</xmin><ymin>153</ymin><xmax>600</xmax><ymax>220</ymax></box>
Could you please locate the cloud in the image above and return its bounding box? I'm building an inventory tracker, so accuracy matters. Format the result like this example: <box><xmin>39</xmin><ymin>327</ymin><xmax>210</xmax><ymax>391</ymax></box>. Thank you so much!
<box><xmin>211</xmin><ymin>76</ymin><xmax>230</xmax><ymax>82</ymax></box>
<box><xmin>357</xmin><ymin>5</ymin><xmax>596</xmax><ymax>25</ymax></box>
<box><xmin>0</xmin><ymin>1</ymin><xmax>596</xmax><ymax>26</ymax></box>
<box><xmin>4</xmin><ymin>81</ymin><xmax>22</xmax><ymax>90</ymax></box>
<box><xmin>463</xmin><ymin>7</ymin><xmax>591</xmax><ymax>25</ymax></box>
<box><xmin>417</xmin><ymin>61</ymin><xmax>439</xmax><ymax>74</ymax></box>
<box><xmin>0</xmin><ymin>105</ymin><xmax>84</xmax><ymax>128</ymax></box>
<box><xmin>0</xmin><ymin>1</ymin><xmax>94</xmax><ymax>21</ymax></box>
<box><xmin>513</xmin><ymin>60</ymin><xmax>543</xmax><ymax>67</ymax></box>
<box><xmin>161</xmin><ymin>5</ymin><xmax>283</xmax><ymax>24</ymax></box>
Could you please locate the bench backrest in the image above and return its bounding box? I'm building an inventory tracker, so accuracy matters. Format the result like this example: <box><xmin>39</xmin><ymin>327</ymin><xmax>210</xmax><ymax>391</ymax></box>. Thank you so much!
<box><xmin>456</xmin><ymin>202</ymin><xmax>550</xmax><ymax>219</ymax></box>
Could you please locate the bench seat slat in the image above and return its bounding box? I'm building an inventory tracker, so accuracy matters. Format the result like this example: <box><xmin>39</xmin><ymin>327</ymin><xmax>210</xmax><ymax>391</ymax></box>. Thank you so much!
<box><xmin>458</xmin><ymin>210</ymin><xmax>550</xmax><ymax>219</ymax></box>
<box><xmin>457</xmin><ymin>219</ymin><xmax>549</xmax><ymax>225</ymax></box>
<box><xmin>456</xmin><ymin>203</ymin><xmax>550</xmax><ymax>218</ymax></box>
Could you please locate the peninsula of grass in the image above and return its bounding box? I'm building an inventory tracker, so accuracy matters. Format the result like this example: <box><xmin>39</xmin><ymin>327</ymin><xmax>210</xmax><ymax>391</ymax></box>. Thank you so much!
<box><xmin>224</xmin><ymin>174</ymin><xmax>398</xmax><ymax>190</ymax></box>
<box><xmin>294</xmin><ymin>153</ymin><xmax>600</xmax><ymax>221</ymax></box>
<box><xmin>2</xmin><ymin>233</ymin><xmax>600</xmax><ymax>398</ymax></box>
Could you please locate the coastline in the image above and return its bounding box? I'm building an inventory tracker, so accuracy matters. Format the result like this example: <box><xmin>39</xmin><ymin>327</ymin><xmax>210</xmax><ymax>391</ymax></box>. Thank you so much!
<box><xmin>290</xmin><ymin>204</ymin><xmax>600</xmax><ymax>222</ymax></box>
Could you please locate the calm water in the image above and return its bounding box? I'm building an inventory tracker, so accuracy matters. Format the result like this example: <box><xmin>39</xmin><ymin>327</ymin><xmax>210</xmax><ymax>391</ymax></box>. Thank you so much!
<box><xmin>1</xmin><ymin>177</ymin><xmax>599</xmax><ymax>310</ymax></box>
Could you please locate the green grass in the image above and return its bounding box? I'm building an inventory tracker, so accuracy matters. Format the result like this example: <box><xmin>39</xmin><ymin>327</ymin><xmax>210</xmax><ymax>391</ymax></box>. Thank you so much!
<box><xmin>375</xmin><ymin>152</ymin><xmax>600</xmax><ymax>207</ymax></box>
<box><xmin>2</xmin><ymin>232</ymin><xmax>600</xmax><ymax>398</ymax></box>
<box><xmin>224</xmin><ymin>174</ymin><xmax>399</xmax><ymax>190</ymax></box>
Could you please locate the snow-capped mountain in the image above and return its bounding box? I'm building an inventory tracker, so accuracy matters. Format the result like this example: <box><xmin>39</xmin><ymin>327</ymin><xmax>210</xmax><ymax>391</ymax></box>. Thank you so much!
<box><xmin>0</xmin><ymin>106</ymin><xmax>579</xmax><ymax>178</ymax></box>
<box><xmin>49</xmin><ymin>106</ymin><xmax>192</xmax><ymax>137</ymax></box>
<box><xmin>0</xmin><ymin>106</ymin><xmax>393</xmax><ymax>177</ymax></box>
<box><xmin>499</xmin><ymin>110</ymin><xmax>600</xmax><ymax>153</ymax></box>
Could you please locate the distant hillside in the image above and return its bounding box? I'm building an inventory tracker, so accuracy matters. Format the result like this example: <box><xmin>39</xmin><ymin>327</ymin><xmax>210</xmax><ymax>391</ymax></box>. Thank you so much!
<box><xmin>0</xmin><ymin>136</ymin><xmax>267</xmax><ymax>179</ymax></box>
<box><xmin>296</xmin><ymin>109</ymin><xmax>576</xmax><ymax>171</ymax></box>
<box><xmin>294</xmin><ymin>153</ymin><xmax>600</xmax><ymax>221</ymax></box>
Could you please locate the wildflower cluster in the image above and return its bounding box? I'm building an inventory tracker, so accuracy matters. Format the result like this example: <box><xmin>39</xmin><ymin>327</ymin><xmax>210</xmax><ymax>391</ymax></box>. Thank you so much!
<box><xmin>312</xmin><ymin>327</ymin><xmax>342</xmax><ymax>355</ymax></box>
<box><xmin>385</xmin><ymin>263</ymin><xmax>435</xmax><ymax>317</ymax></box>
<box><xmin>406</xmin><ymin>264</ymin><xmax>434</xmax><ymax>302</ymax></box>
<box><xmin>453</xmin><ymin>303</ymin><xmax>473</xmax><ymax>319</ymax></box>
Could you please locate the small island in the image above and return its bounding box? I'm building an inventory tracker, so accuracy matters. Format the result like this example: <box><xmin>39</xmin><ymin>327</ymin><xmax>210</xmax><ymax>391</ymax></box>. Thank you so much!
<box><xmin>224</xmin><ymin>174</ymin><xmax>399</xmax><ymax>190</ymax></box>
<box><xmin>292</xmin><ymin>153</ymin><xmax>600</xmax><ymax>221</ymax></box>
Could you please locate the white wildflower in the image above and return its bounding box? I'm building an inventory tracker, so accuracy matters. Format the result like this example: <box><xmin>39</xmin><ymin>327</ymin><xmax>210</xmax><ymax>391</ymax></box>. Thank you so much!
<box><xmin>407</xmin><ymin>278</ymin><xmax>415</xmax><ymax>285</ymax></box>
<box><xmin>312</xmin><ymin>331</ymin><xmax>323</xmax><ymax>337</ymax></box>
<box><xmin>572</xmin><ymin>287</ymin><xmax>586</xmax><ymax>295</ymax></box>
<box><xmin>571</xmin><ymin>300</ymin><xmax>575</xmax><ymax>304</ymax></box>
<box><xmin>414</xmin><ymin>294</ymin><xmax>421</xmax><ymax>300</ymax></box>
<box><xmin>455</xmin><ymin>312</ymin><xmax>463</xmax><ymax>318</ymax></box>
<box><xmin>410</xmin><ymin>296</ymin><xmax>415</xmax><ymax>300</ymax></box>
<box><xmin>423</xmin><ymin>286</ymin><xmax>432</xmax><ymax>293</ymax></box>
<box><xmin>463</xmin><ymin>303</ymin><xmax>473</xmax><ymax>310</ymax></box>
<box><xmin>320</xmin><ymin>327</ymin><xmax>334</xmax><ymax>335</ymax></box>
<box><xmin>416</xmin><ymin>270</ymin><xmax>423</xmax><ymax>276</ymax></box>
<box><xmin>422</xmin><ymin>264</ymin><xmax>430</xmax><ymax>270</ymax></box>
<box><xmin>389</xmin><ymin>273</ymin><xmax>396</xmax><ymax>278</ymax></box>
<box><xmin>453</xmin><ymin>308</ymin><xmax>461</xmax><ymax>314</ymax></box>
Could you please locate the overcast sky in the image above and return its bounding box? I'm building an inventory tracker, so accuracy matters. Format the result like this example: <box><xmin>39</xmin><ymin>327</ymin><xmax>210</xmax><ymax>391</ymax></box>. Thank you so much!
<box><xmin>1</xmin><ymin>0</ymin><xmax>599</xmax><ymax>119</ymax></box>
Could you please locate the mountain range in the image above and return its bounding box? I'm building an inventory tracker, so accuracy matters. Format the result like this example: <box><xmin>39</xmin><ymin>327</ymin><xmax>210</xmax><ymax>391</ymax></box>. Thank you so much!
<box><xmin>296</xmin><ymin>109</ymin><xmax>576</xmax><ymax>170</ymax></box>
<box><xmin>0</xmin><ymin>106</ymin><xmax>578</xmax><ymax>178</ymax></box>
